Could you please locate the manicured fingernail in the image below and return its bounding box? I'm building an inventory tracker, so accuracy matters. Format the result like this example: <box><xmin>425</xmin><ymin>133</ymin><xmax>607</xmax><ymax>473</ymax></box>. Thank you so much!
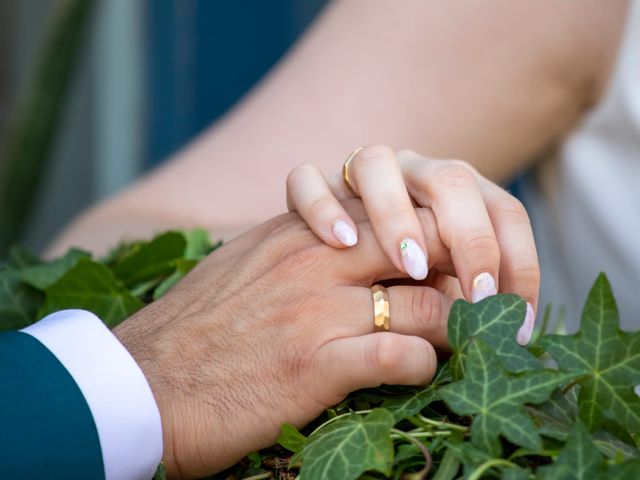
<box><xmin>400</xmin><ymin>238</ymin><xmax>428</xmax><ymax>280</ymax></box>
<box><xmin>635</xmin><ymin>385</ymin><xmax>640</xmax><ymax>397</ymax></box>
<box><xmin>332</xmin><ymin>220</ymin><xmax>358</xmax><ymax>246</ymax></box>
<box><xmin>471</xmin><ymin>272</ymin><xmax>497</xmax><ymax>303</ymax></box>
<box><xmin>517</xmin><ymin>302</ymin><xmax>535</xmax><ymax>346</ymax></box>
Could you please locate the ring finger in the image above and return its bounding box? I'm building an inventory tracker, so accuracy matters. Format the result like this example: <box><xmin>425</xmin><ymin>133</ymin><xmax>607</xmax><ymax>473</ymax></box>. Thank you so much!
<box><xmin>335</xmin><ymin>285</ymin><xmax>452</xmax><ymax>349</ymax></box>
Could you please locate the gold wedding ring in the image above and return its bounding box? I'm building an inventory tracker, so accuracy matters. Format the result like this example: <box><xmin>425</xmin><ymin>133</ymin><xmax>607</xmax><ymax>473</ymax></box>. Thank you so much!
<box><xmin>342</xmin><ymin>146</ymin><xmax>365</xmax><ymax>195</ymax></box>
<box><xmin>371</xmin><ymin>284</ymin><xmax>390</xmax><ymax>332</ymax></box>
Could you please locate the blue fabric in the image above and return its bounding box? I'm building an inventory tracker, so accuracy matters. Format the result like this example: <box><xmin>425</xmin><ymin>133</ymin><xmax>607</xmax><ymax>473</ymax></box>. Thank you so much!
<box><xmin>0</xmin><ymin>331</ymin><xmax>104</xmax><ymax>479</ymax></box>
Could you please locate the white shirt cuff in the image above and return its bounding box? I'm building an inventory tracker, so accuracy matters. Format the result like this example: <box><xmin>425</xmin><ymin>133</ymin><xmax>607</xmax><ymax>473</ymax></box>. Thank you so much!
<box><xmin>22</xmin><ymin>309</ymin><xmax>163</xmax><ymax>480</ymax></box>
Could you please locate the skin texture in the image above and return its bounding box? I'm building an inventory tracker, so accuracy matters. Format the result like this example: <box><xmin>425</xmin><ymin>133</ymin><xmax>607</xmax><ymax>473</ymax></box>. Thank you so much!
<box><xmin>48</xmin><ymin>0</ymin><xmax>628</xmax><ymax>256</ymax></box>
<box><xmin>114</xmin><ymin>204</ymin><xmax>460</xmax><ymax>479</ymax></box>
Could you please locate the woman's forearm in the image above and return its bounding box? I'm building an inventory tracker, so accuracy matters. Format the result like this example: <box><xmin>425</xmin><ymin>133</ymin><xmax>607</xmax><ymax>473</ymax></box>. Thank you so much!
<box><xmin>49</xmin><ymin>0</ymin><xmax>627</xmax><ymax>255</ymax></box>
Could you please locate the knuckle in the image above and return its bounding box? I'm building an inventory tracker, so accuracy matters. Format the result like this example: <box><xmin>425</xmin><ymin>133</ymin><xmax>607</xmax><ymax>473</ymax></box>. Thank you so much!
<box><xmin>376</xmin><ymin>201</ymin><xmax>418</xmax><ymax>226</ymax></box>
<box><xmin>259</xmin><ymin>213</ymin><xmax>302</xmax><ymax>240</ymax></box>
<box><xmin>434</xmin><ymin>162</ymin><xmax>477</xmax><ymax>190</ymax></box>
<box><xmin>494</xmin><ymin>196</ymin><xmax>531</xmax><ymax>225</ymax></box>
<box><xmin>464</xmin><ymin>231</ymin><xmax>500</xmax><ymax>257</ymax></box>
<box><xmin>352</xmin><ymin>144</ymin><xmax>396</xmax><ymax>172</ymax></box>
<box><xmin>279</xmin><ymin>242</ymin><xmax>324</xmax><ymax>271</ymax></box>
<box><xmin>396</xmin><ymin>148</ymin><xmax>422</xmax><ymax>162</ymax></box>
<box><xmin>511</xmin><ymin>262</ymin><xmax>541</xmax><ymax>287</ymax></box>
<box><xmin>286</xmin><ymin>163</ymin><xmax>319</xmax><ymax>189</ymax></box>
<box><xmin>450</xmin><ymin>159</ymin><xmax>478</xmax><ymax>175</ymax></box>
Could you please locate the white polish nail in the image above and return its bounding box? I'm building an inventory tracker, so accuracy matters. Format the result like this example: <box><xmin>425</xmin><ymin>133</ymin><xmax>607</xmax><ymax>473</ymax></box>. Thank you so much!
<box><xmin>471</xmin><ymin>272</ymin><xmax>497</xmax><ymax>303</ymax></box>
<box><xmin>332</xmin><ymin>220</ymin><xmax>358</xmax><ymax>246</ymax></box>
<box><xmin>517</xmin><ymin>303</ymin><xmax>535</xmax><ymax>346</ymax></box>
<box><xmin>634</xmin><ymin>385</ymin><xmax>640</xmax><ymax>397</ymax></box>
<box><xmin>400</xmin><ymin>238</ymin><xmax>428</xmax><ymax>280</ymax></box>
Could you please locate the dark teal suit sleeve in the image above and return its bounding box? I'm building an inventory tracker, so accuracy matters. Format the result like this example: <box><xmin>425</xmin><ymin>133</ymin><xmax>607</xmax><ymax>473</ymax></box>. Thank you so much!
<box><xmin>0</xmin><ymin>331</ymin><xmax>105</xmax><ymax>479</ymax></box>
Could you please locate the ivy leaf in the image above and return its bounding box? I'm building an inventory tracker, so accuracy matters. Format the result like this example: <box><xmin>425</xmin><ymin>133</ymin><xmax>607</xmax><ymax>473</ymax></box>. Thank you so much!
<box><xmin>440</xmin><ymin>339</ymin><xmax>577</xmax><ymax>455</ymax></box>
<box><xmin>381</xmin><ymin>386</ymin><xmax>438</xmax><ymax>423</ymax></box>
<box><xmin>448</xmin><ymin>295</ymin><xmax>540</xmax><ymax>376</ymax></box>
<box><xmin>293</xmin><ymin>409</ymin><xmax>395</xmax><ymax>480</ymax></box>
<box><xmin>152</xmin><ymin>259</ymin><xmax>198</xmax><ymax>301</ymax></box>
<box><xmin>0</xmin><ymin>270</ymin><xmax>43</xmax><ymax>330</ymax></box>
<box><xmin>538</xmin><ymin>422</ymin><xmax>604</xmax><ymax>480</ymax></box>
<box><xmin>18</xmin><ymin>248</ymin><xmax>89</xmax><ymax>290</ymax></box>
<box><xmin>183</xmin><ymin>228</ymin><xmax>215</xmax><ymax>260</ymax></box>
<box><xmin>113</xmin><ymin>232</ymin><xmax>186</xmax><ymax>287</ymax></box>
<box><xmin>540</xmin><ymin>273</ymin><xmax>640</xmax><ymax>432</ymax></box>
<box><xmin>39</xmin><ymin>258</ymin><xmax>143</xmax><ymax>327</ymax></box>
<box><xmin>277</xmin><ymin>423</ymin><xmax>307</xmax><ymax>454</ymax></box>
<box><xmin>527</xmin><ymin>387</ymin><xmax>640</xmax><ymax>460</ymax></box>
<box><xmin>443</xmin><ymin>440</ymin><xmax>492</xmax><ymax>476</ymax></box>
<box><xmin>6</xmin><ymin>245</ymin><xmax>41</xmax><ymax>269</ymax></box>
<box><xmin>380</xmin><ymin>365</ymin><xmax>449</xmax><ymax>422</ymax></box>
<box><xmin>608</xmin><ymin>460</ymin><xmax>640</xmax><ymax>478</ymax></box>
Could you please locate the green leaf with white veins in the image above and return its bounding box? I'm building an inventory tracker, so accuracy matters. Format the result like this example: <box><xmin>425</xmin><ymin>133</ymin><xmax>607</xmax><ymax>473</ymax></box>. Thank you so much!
<box><xmin>293</xmin><ymin>409</ymin><xmax>395</xmax><ymax>480</ymax></box>
<box><xmin>440</xmin><ymin>339</ymin><xmax>577</xmax><ymax>455</ymax></box>
<box><xmin>540</xmin><ymin>273</ymin><xmax>640</xmax><ymax>433</ymax></box>
<box><xmin>538</xmin><ymin>422</ymin><xmax>604</xmax><ymax>480</ymax></box>
<box><xmin>448</xmin><ymin>295</ymin><xmax>540</xmax><ymax>377</ymax></box>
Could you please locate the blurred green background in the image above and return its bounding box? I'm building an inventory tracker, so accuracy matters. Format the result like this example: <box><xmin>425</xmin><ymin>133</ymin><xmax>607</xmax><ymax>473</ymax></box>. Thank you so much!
<box><xmin>0</xmin><ymin>0</ymin><xmax>326</xmax><ymax>255</ymax></box>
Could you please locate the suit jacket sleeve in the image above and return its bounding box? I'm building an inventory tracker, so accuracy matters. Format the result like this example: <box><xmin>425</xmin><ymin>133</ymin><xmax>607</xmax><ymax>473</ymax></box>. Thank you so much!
<box><xmin>0</xmin><ymin>310</ymin><xmax>162</xmax><ymax>480</ymax></box>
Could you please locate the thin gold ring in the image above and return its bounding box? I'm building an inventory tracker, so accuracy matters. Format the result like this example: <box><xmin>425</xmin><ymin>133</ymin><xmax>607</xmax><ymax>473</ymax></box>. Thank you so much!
<box><xmin>371</xmin><ymin>284</ymin><xmax>390</xmax><ymax>332</ymax></box>
<box><xmin>342</xmin><ymin>146</ymin><xmax>365</xmax><ymax>195</ymax></box>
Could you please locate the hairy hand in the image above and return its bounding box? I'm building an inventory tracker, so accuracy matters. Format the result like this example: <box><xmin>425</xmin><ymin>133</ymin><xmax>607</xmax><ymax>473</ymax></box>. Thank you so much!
<box><xmin>115</xmin><ymin>204</ymin><xmax>454</xmax><ymax>479</ymax></box>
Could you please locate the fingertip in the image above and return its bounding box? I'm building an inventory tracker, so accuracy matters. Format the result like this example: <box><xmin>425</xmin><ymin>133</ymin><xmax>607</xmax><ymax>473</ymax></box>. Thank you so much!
<box><xmin>471</xmin><ymin>271</ymin><xmax>498</xmax><ymax>303</ymax></box>
<box><xmin>332</xmin><ymin>219</ymin><xmax>358</xmax><ymax>247</ymax></box>
<box><xmin>399</xmin><ymin>237</ymin><xmax>429</xmax><ymax>280</ymax></box>
<box><xmin>516</xmin><ymin>302</ymin><xmax>535</xmax><ymax>346</ymax></box>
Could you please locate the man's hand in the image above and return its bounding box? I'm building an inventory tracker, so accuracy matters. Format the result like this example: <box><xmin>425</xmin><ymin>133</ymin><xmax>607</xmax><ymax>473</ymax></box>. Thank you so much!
<box><xmin>115</xmin><ymin>204</ymin><xmax>454</xmax><ymax>479</ymax></box>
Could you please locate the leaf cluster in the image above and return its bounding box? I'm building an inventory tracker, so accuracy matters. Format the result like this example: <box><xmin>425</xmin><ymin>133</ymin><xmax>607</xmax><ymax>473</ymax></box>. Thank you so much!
<box><xmin>0</xmin><ymin>229</ymin><xmax>219</xmax><ymax>331</ymax></box>
<box><xmin>252</xmin><ymin>275</ymin><xmax>640</xmax><ymax>480</ymax></box>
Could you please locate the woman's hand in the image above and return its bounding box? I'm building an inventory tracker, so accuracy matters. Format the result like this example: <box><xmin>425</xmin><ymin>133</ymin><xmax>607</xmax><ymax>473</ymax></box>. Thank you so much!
<box><xmin>286</xmin><ymin>146</ymin><xmax>539</xmax><ymax>345</ymax></box>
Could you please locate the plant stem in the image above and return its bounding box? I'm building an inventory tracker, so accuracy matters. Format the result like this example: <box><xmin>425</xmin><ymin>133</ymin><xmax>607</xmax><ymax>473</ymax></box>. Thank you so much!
<box><xmin>391</xmin><ymin>431</ymin><xmax>451</xmax><ymax>439</ymax></box>
<box><xmin>467</xmin><ymin>459</ymin><xmax>519</xmax><ymax>480</ymax></box>
<box><xmin>391</xmin><ymin>429</ymin><xmax>433</xmax><ymax>479</ymax></box>
<box><xmin>416</xmin><ymin>414</ymin><xmax>468</xmax><ymax>432</ymax></box>
<box><xmin>309</xmin><ymin>409</ymin><xmax>372</xmax><ymax>436</ymax></box>
<box><xmin>508</xmin><ymin>448</ymin><xmax>559</xmax><ymax>460</ymax></box>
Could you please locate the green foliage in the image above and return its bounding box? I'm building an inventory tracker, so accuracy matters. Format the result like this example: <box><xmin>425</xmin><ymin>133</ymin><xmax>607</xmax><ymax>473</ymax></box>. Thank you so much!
<box><xmin>448</xmin><ymin>295</ymin><xmax>540</xmax><ymax>377</ymax></box>
<box><xmin>291</xmin><ymin>409</ymin><xmax>396</xmax><ymax>480</ymax></box>
<box><xmin>0</xmin><ymin>0</ymin><xmax>97</xmax><ymax>253</ymax></box>
<box><xmin>540</xmin><ymin>274</ymin><xmax>640</xmax><ymax>433</ymax></box>
<box><xmin>440</xmin><ymin>339</ymin><xmax>577</xmax><ymax>455</ymax></box>
<box><xmin>277</xmin><ymin>424</ymin><xmax>307</xmax><ymax>454</ymax></box>
<box><xmin>537</xmin><ymin>422</ymin><xmax>604</xmax><ymax>480</ymax></box>
<box><xmin>1</xmin><ymin>232</ymin><xmax>639</xmax><ymax>479</ymax></box>
<box><xmin>38</xmin><ymin>258</ymin><xmax>144</xmax><ymax>327</ymax></box>
<box><xmin>0</xmin><ymin>230</ymin><xmax>219</xmax><ymax>331</ymax></box>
